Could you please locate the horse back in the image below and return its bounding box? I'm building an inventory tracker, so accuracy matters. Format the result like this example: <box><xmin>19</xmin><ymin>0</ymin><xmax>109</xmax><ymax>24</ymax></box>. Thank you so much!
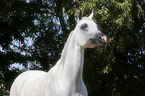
<box><xmin>10</xmin><ymin>70</ymin><xmax>47</xmax><ymax>96</ymax></box>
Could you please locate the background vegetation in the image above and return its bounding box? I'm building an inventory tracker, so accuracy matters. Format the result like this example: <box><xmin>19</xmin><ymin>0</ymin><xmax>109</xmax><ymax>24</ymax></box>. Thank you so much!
<box><xmin>0</xmin><ymin>0</ymin><xmax>145</xmax><ymax>96</ymax></box>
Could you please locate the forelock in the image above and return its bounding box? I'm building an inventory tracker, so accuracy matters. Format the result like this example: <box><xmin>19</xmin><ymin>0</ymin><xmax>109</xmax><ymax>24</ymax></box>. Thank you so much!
<box><xmin>81</xmin><ymin>17</ymin><xmax>93</xmax><ymax>21</ymax></box>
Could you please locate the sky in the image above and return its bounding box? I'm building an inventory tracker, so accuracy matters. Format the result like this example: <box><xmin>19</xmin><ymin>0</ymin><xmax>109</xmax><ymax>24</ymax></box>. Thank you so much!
<box><xmin>9</xmin><ymin>37</ymin><xmax>34</xmax><ymax>70</ymax></box>
<box><xmin>0</xmin><ymin>0</ymin><xmax>42</xmax><ymax>71</ymax></box>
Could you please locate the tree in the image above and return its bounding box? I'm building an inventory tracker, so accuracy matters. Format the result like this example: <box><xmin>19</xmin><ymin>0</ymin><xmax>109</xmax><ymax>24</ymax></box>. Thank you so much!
<box><xmin>0</xmin><ymin>0</ymin><xmax>145</xmax><ymax>96</ymax></box>
<box><xmin>80</xmin><ymin>0</ymin><xmax>145</xmax><ymax>95</ymax></box>
<box><xmin>0</xmin><ymin>0</ymin><xmax>53</xmax><ymax>95</ymax></box>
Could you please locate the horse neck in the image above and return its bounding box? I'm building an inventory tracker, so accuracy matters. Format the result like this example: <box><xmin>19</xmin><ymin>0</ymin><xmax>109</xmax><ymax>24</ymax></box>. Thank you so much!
<box><xmin>58</xmin><ymin>32</ymin><xmax>84</xmax><ymax>85</ymax></box>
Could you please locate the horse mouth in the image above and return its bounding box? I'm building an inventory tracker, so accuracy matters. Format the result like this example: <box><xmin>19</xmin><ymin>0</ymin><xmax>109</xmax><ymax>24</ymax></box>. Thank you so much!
<box><xmin>101</xmin><ymin>35</ymin><xmax>107</xmax><ymax>45</ymax></box>
<box><xmin>91</xmin><ymin>35</ymin><xmax>107</xmax><ymax>46</ymax></box>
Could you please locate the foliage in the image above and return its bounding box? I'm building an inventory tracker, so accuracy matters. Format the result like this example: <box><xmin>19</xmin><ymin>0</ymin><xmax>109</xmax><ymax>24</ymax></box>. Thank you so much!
<box><xmin>80</xmin><ymin>0</ymin><xmax>145</xmax><ymax>95</ymax></box>
<box><xmin>0</xmin><ymin>84</ymin><xmax>9</xmax><ymax>96</ymax></box>
<box><xmin>0</xmin><ymin>0</ymin><xmax>145</xmax><ymax>96</ymax></box>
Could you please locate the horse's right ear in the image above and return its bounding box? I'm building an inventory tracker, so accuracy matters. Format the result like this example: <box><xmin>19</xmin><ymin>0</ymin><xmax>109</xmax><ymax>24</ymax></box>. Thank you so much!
<box><xmin>77</xmin><ymin>8</ymin><xmax>83</xmax><ymax>22</ymax></box>
<box><xmin>88</xmin><ymin>10</ymin><xmax>93</xmax><ymax>19</ymax></box>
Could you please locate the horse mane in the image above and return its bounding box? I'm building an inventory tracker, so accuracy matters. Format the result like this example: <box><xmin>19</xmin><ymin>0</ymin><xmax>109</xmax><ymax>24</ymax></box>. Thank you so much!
<box><xmin>60</xmin><ymin>31</ymin><xmax>73</xmax><ymax>64</ymax></box>
<box><xmin>52</xmin><ymin>31</ymin><xmax>74</xmax><ymax>73</ymax></box>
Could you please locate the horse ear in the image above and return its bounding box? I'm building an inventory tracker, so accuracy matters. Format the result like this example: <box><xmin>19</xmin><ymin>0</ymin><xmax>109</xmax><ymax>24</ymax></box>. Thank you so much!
<box><xmin>88</xmin><ymin>10</ymin><xmax>93</xmax><ymax>19</ymax></box>
<box><xmin>77</xmin><ymin>8</ymin><xmax>83</xmax><ymax>22</ymax></box>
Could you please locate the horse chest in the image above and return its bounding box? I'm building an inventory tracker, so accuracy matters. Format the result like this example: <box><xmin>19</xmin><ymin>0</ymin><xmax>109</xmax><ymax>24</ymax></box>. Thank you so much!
<box><xmin>45</xmin><ymin>76</ymin><xmax>87</xmax><ymax>96</ymax></box>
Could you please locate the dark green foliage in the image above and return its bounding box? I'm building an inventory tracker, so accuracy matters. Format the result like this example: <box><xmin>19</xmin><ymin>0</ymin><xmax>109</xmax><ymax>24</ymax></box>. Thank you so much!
<box><xmin>81</xmin><ymin>0</ymin><xmax>145</xmax><ymax>95</ymax></box>
<box><xmin>0</xmin><ymin>0</ymin><xmax>145</xmax><ymax>96</ymax></box>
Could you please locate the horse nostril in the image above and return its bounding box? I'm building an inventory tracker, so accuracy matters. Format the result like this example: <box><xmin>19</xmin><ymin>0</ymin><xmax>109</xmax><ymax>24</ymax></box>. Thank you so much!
<box><xmin>101</xmin><ymin>35</ymin><xmax>107</xmax><ymax>43</ymax></box>
<box><xmin>97</xmin><ymin>33</ymin><xmax>107</xmax><ymax>43</ymax></box>
<box><xmin>98</xmin><ymin>35</ymin><xmax>102</xmax><ymax>40</ymax></box>
<box><xmin>94</xmin><ymin>33</ymin><xmax>107</xmax><ymax>44</ymax></box>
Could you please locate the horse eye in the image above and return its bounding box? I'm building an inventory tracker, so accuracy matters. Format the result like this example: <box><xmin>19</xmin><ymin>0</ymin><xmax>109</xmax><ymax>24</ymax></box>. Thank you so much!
<box><xmin>80</xmin><ymin>23</ymin><xmax>88</xmax><ymax>30</ymax></box>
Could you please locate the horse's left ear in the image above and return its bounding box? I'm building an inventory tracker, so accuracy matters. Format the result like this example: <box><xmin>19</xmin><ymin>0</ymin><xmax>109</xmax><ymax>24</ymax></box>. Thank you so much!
<box><xmin>88</xmin><ymin>10</ymin><xmax>93</xmax><ymax>19</ymax></box>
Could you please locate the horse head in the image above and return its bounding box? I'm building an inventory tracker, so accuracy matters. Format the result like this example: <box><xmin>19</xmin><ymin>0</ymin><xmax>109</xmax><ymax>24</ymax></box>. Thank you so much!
<box><xmin>74</xmin><ymin>10</ymin><xmax>107</xmax><ymax>49</ymax></box>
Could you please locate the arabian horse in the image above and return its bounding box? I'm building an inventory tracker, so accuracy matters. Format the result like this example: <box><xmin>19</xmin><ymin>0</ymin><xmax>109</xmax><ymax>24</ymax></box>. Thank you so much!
<box><xmin>10</xmin><ymin>10</ymin><xmax>107</xmax><ymax>96</ymax></box>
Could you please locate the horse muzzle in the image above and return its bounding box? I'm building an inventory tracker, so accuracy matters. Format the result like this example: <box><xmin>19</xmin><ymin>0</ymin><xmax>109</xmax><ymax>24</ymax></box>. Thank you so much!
<box><xmin>91</xmin><ymin>33</ymin><xmax>107</xmax><ymax>46</ymax></box>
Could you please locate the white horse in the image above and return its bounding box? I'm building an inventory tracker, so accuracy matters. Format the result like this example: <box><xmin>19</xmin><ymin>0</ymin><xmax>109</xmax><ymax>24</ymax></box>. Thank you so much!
<box><xmin>10</xmin><ymin>11</ymin><xmax>107</xmax><ymax>96</ymax></box>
